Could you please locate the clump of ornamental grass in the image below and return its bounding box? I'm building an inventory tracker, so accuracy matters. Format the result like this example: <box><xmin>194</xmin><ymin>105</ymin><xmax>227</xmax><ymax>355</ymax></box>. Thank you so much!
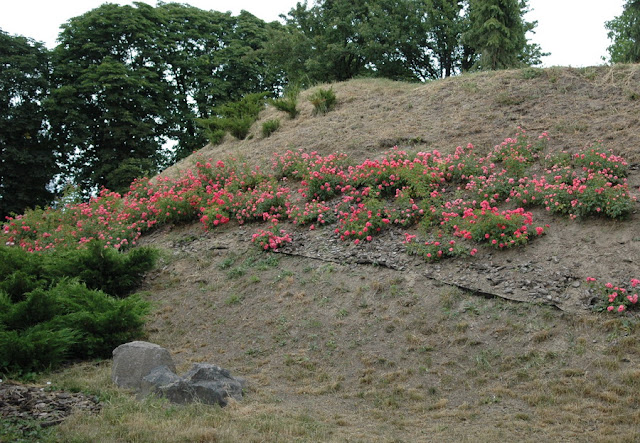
<box><xmin>262</xmin><ymin>119</ymin><xmax>281</xmax><ymax>137</ymax></box>
<box><xmin>309</xmin><ymin>87</ymin><xmax>337</xmax><ymax>115</ymax></box>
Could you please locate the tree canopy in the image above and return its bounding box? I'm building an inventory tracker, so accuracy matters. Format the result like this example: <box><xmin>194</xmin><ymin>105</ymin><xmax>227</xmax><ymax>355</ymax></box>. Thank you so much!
<box><xmin>464</xmin><ymin>0</ymin><xmax>544</xmax><ymax>70</ymax></box>
<box><xmin>606</xmin><ymin>0</ymin><xmax>640</xmax><ymax>63</ymax></box>
<box><xmin>47</xmin><ymin>3</ymin><xmax>281</xmax><ymax>195</ymax></box>
<box><xmin>277</xmin><ymin>0</ymin><xmax>544</xmax><ymax>85</ymax></box>
<box><xmin>2</xmin><ymin>0</ymin><xmax>549</xmax><ymax>213</ymax></box>
<box><xmin>0</xmin><ymin>31</ymin><xmax>56</xmax><ymax>219</ymax></box>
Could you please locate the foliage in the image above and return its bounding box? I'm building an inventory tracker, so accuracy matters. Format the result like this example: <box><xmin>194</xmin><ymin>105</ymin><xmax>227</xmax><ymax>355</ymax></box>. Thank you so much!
<box><xmin>271</xmin><ymin>96</ymin><xmax>300</xmax><ymax>119</ymax></box>
<box><xmin>277</xmin><ymin>0</ymin><xmax>544</xmax><ymax>83</ymax></box>
<box><xmin>251</xmin><ymin>224</ymin><xmax>293</xmax><ymax>251</ymax></box>
<box><xmin>262</xmin><ymin>119</ymin><xmax>281</xmax><ymax>137</ymax></box>
<box><xmin>47</xmin><ymin>4</ymin><xmax>281</xmax><ymax>195</ymax></box>
<box><xmin>42</xmin><ymin>242</ymin><xmax>158</xmax><ymax>297</ymax></box>
<box><xmin>1</xmin><ymin>131</ymin><xmax>635</xmax><ymax>323</ymax></box>
<box><xmin>464</xmin><ymin>0</ymin><xmax>545</xmax><ymax>70</ymax></box>
<box><xmin>423</xmin><ymin>0</ymin><xmax>469</xmax><ymax>77</ymax></box>
<box><xmin>0</xmin><ymin>245</ymin><xmax>152</xmax><ymax>375</ymax></box>
<box><xmin>309</xmin><ymin>88</ymin><xmax>337</xmax><ymax>115</ymax></box>
<box><xmin>272</xmin><ymin>98</ymin><xmax>299</xmax><ymax>118</ymax></box>
<box><xmin>2</xmin><ymin>131</ymin><xmax>635</xmax><ymax>256</ymax></box>
<box><xmin>272</xmin><ymin>84</ymin><xmax>301</xmax><ymax>118</ymax></box>
<box><xmin>405</xmin><ymin>236</ymin><xmax>474</xmax><ymax>262</ymax></box>
<box><xmin>587</xmin><ymin>278</ymin><xmax>640</xmax><ymax>313</ymax></box>
<box><xmin>0</xmin><ymin>31</ymin><xmax>57</xmax><ymax>219</ymax></box>
<box><xmin>278</xmin><ymin>0</ymin><xmax>436</xmax><ymax>82</ymax></box>
<box><xmin>105</xmin><ymin>158</ymin><xmax>158</xmax><ymax>196</ymax></box>
<box><xmin>456</xmin><ymin>203</ymin><xmax>545</xmax><ymax>249</ymax></box>
<box><xmin>198</xmin><ymin>93</ymin><xmax>268</xmax><ymax>144</ymax></box>
<box><xmin>605</xmin><ymin>0</ymin><xmax>640</xmax><ymax>63</ymax></box>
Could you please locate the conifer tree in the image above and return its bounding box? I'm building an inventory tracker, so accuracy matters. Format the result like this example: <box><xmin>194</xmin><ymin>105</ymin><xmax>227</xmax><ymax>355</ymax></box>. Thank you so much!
<box><xmin>464</xmin><ymin>0</ymin><xmax>529</xmax><ymax>70</ymax></box>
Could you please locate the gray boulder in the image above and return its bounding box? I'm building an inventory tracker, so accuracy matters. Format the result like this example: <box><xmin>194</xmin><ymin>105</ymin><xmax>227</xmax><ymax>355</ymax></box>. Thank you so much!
<box><xmin>140</xmin><ymin>365</ymin><xmax>181</xmax><ymax>398</ymax></box>
<box><xmin>111</xmin><ymin>341</ymin><xmax>176</xmax><ymax>390</ymax></box>
<box><xmin>157</xmin><ymin>363</ymin><xmax>246</xmax><ymax>407</ymax></box>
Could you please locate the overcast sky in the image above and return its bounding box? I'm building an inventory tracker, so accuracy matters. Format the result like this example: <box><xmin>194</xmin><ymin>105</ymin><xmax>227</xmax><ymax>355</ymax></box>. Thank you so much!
<box><xmin>0</xmin><ymin>0</ymin><xmax>627</xmax><ymax>68</ymax></box>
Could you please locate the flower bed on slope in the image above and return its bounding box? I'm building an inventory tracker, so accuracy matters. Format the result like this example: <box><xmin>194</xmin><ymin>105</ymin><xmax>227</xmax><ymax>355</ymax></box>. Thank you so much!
<box><xmin>2</xmin><ymin>130</ymin><xmax>637</xmax><ymax>313</ymax></box>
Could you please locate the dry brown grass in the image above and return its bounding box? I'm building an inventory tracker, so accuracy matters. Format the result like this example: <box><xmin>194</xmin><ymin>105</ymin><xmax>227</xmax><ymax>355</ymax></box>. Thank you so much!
<box><xmin>162</xmin><ymin>64</ymin><xmax>640</xmax><ymax>183</ymax></box>
<box><xmin>39</xmin><ymin>66</ymin><xmax>640</xmax><ymax>442</ymax></box>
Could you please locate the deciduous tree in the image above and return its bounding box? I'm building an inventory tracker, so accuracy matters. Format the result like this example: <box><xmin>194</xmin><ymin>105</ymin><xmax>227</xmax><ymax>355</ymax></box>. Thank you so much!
<box><xmin>0</xmin><ymin>31</ymin><xmax>56</xmax><ymax>218</ymax></box>
<box><xmin>47</xmin><ymin>3</ymin><xmax>280</xmax><ymax>195</ymax></box>
<box><xmin>606</xmin><ymin>0</ymin><xmax>640</xmax><ymax>63</ymax></box>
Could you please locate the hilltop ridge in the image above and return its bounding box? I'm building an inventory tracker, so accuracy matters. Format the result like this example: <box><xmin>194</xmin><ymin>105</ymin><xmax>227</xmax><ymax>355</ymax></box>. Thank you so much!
<box><xmin>163</xmin><ymin>65</ymin><xmax>640</xmax><ymax>180</ymax></box>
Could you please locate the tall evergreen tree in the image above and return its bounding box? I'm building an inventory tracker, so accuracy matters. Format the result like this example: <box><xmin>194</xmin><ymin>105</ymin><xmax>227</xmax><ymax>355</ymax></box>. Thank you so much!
<box><xmin>0</xmin><ymin>31</ymin><xmax>57</xmax><ymax>219</ymax></box>
<box><xmin>464</xmin><ymin>0</ymin><xmax>528</xmax><ymax>70</ymax></box>
<box><xmin>605</xmin><ymin>0</ymin><xmax>640</xmax><ymax>63</ymax></box>
<box><xmin>463</xmin><ymin>0</ymin><xmax>544</xmax><ymax>70</ymax></box>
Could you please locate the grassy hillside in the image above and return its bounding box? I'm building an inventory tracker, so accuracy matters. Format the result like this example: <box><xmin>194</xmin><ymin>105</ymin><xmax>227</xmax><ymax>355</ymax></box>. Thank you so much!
<box><xmin>7</xmin><ymin>65</ymin><xmax>640</xmax><ymax>442</ymax></box>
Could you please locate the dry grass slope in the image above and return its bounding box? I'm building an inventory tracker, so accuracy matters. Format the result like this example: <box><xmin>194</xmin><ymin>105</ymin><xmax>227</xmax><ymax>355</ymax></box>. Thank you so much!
<box><xmin>40</xmin><ymin>65</ymin><xmax>640</xmax><ymax>442</ymax></box>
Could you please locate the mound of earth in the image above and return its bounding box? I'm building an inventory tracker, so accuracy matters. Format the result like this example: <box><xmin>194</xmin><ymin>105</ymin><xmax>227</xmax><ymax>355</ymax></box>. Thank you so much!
<box><xmin>156</xmin><ymin>65</ymin><xmax>640</xmax><ymax>315</ymax></box>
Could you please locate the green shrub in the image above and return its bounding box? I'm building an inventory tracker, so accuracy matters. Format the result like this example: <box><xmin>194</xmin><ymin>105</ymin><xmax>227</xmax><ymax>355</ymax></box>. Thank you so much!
<box><xmin>272</xmin><ymin>84</ymin><xmax>300</xmax><ymax>118</ymax></box>
<box><xmin>0</xmin><ymin>326</ymin><xmax>81</xmax><ymax>375</ymax></box>
<box><xmin>272</xmin><ymin>98</ymin><xmax>299</xmax><ymax>118</ymax></box>
<box><xmin>0</xmin><ymin>244</ymin><xmax>154</xmax><ymax>375</ymax></box>
<box><xmin>0</xmin><ymin>279</ymin><xmax>150</xmax><ymax>374</ymax></box>
<box><xmin>309</xmin><ymin>88</ymin><xmax>336</xmax><ymax>115</ymax></box>
<box><xmin>197</xmin><ymin>93</ymin><xmax>268</xmax><ymax>144</ymax></box>
<box><xmin>43</xmin><ymin>242</ymin><xmax>158</xmax><ymax>297</ymax></box>
<box><xmin>262</xmin><ymin>119</ymin><xmax>281</xmax><ymax>137</ymax></box>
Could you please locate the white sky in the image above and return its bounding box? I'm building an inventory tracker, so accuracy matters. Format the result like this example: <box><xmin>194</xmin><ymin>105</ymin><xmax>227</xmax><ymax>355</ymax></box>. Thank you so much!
<box><xmin>0</xmin><ymin>0</ymin><xmax>627</xmax><ymax>68</ymax></box>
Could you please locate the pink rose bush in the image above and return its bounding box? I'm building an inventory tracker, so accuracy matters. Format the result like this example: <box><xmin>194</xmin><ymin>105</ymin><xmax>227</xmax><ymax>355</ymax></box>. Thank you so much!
<box><xmin>251</xmin><ymin>223</ymin><xmax>292</xmax><ymax>251</ymax></box>
<box><xmin>1</xmin><ymin>129</ymin><xmax>636</xmax><ymax>302</ymax></box>
<box><xmin>587</xmin><ymin>277</ymin><xmax>640</xmax><ymax>314</ymax></box>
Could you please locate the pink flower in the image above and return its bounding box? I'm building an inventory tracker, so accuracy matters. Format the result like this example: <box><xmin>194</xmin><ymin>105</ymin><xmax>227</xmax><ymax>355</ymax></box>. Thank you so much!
<box><xmin>607</xmin><ymin>306</ymin><xmax>614</xmax><ymax>312</ymax></box>
<box><xmin>617</xmin><ymin>305</ymin><xmax>625</xmax><ymax>312</ymax></box>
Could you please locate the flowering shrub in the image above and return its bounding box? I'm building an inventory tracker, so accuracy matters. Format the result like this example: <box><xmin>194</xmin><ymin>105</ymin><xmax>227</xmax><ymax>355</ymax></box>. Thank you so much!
<box><xmin>251</xmin><ymin>224</ymin><xmax>292</xmax><ymax>251</ymax></box>
<box><xmin>506</xmin><ymin>146</ymin><xmax>635</xmax><ymax>220</ymax></box>
<box><xmin>587</xmin><ymin>277</ymin><xmax>639</xmax><ymax>313</ymax></box>
<box><xmin>454</xmin><ymin>202</ymin><xmax>545</xmax><ymax>249</ymax></box>
<box><xmin>0</xmin><ymin>129</ymin><xmax>635</xmax><ymax>282</ymax></box>
<box><xmin>573</xmin><ymin>146</ymin><xmax>628</xmax><ymax>179</ymax></box>
<box><xmin>335</xmin><ymin>198</ymin><xmax>387</xmax><ymax>242</ymax></box>
<box><xmin>287</xmin><ymin>201</ymin><xmax>336</xmax><ymax>227</ymax></box>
